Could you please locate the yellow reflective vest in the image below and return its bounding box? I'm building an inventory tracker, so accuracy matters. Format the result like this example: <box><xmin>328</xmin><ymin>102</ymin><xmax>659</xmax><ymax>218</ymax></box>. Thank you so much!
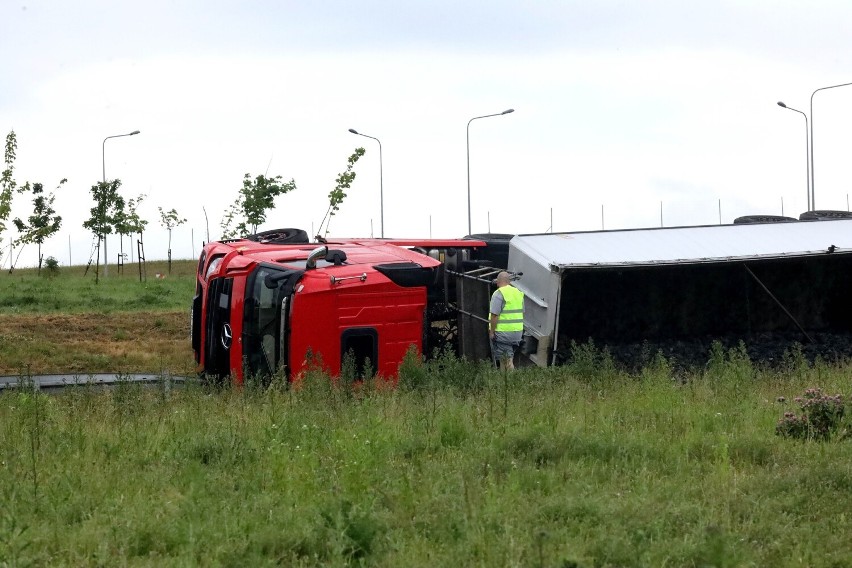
<box><xmin>494</xmin><ymin>285</ymin><xmax>524</xmax><ymax>332</ymax></box>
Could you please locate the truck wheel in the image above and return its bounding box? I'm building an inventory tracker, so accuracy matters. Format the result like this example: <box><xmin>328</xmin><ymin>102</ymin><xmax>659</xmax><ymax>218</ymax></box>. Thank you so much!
<box><xmin>245</xmin><ymin>228</ymin><xmax>310</xmax><ymax>244</ymax></box>
<box><xmin>799</xmin><ymin>210</ymin><xmax>852</xmax><ymax>221</ymax></box>
<box><xmin>733</xmin><ymin>215</ymin><xmax>797</xmax><ymax>224</ymax></box>
<box><xmin>464</xmin><ymin>233</ymin><xmax>514</xmax><ymax>269</ymax></box>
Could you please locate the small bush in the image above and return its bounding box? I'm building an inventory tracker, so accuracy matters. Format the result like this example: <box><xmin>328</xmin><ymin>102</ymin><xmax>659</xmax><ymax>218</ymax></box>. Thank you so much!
<box><xmin>776</xmin><ymin>388</ymin><xmax>846</xmax><ymax>441</ymax></box>
<box><xmin>43</xmin><ymin>256</ymin><xmax>60</xmax><ymax>278</ymax></box>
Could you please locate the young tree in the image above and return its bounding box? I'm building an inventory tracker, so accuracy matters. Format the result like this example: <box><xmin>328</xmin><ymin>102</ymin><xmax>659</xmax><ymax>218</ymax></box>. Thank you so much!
<box><xmin>115</xmin><ymin>193</ymin><xmax>148</xmax><ymax>265</ymax></box>
<box><xmin>83</xmin><ymin>179</ymin><xmax>125</xmax><ymax>282</ymax></box>
<box><xmin>0</xmin><ymin>131</ymin><xmax>18</xmax><ymax>265</ymax></box>
<box><xmin>158</xmin><ymin>206</ymin><xmax>186</xmax><ymax>273</ymax></box>
<box><xmin>220</xmin><ymin>173</ymin><xmax>296</xmax><ymax>239</ymax></box>
<box><xmin>12</xmin><ymin>179</ymin><xmax>65</xmax><ymax>273</ymax></box>
<box><xmin>316</xmin><ymin>147</ymin><xmax>365</xmax><ymax>238</ymax></box>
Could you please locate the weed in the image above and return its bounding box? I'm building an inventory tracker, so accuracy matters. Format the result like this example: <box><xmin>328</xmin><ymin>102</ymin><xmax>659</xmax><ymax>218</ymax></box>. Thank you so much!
<box><xmin>0</xmin><ymin>510</ymin><xmax>31</xmax><ymax>566</ymax></box>
<box><xmin>690</xmin><ymin>524</ymin><xmax>745</xmax><ymax>568</ymax></box>
<box><xmin>10</xmin><ymin>372</ymin><xmax>49</xmax><ymax>502</ymax></box>
<box><xmin>776</xmin><ymin>387</ymin><xmax>846</xmax><ymax>440</ymax></box>
<box><xmin>706</xmin><ymin>340</ymin><xmax>754</xmax><ymax>384</ymax></box>
<box><xmin>398</xmin><ymin>345</ymin><xmax>428</xmax><ymax>392</ymax></box>
<box><xmin>640</xmin><ymin>349</ymin><xmax>673</xmax><ymax>382</ymax></box>
<box><xmin>320</xmin><ymin>499</ymin><xmax>382</xmax><ymax>562</ymax></box>
<box><xmin>780</xmin><ymin>342</ymin><xmax>809</xmax><ymax>378</ymax></box>
<box><xmin>438</xmin><ymin>411</ymin><xmax>468</xmax><ymax>448</ymax></box>
<box><xmin>565</xmin><ymin>338</ymin><xmax>622</xmax><ymax>383</ymax></box>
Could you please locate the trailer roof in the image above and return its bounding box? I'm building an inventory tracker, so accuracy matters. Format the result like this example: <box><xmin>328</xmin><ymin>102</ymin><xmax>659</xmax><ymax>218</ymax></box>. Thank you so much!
<box><xmin>512</xmin><ymin>219</ymin><xmax>852</xmax><ymax>270</ymax></box>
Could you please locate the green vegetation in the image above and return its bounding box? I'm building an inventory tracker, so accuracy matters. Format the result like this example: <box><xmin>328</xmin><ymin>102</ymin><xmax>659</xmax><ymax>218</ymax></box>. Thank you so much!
<box><xmin>0</xmin><ymin>260</ymin><xmax>196</xmax><ymax>315</ymax></box>
<box><xmin>316</xmin><ymin>147</ymin><xmax>365</xmax><ymax>237</ymax></box>
<box><xmin>776</xmin><ymin>387</ymin><xmax>847</xmax><ymax>441</ymax></box>
<box><xmin>1</xmin><ymin>262</ymin><xmax>851</xmax><ymax>565</ymax></box>
<box><xmin>220</xmin><ymin>173</ymin><xmax>297</xmax><ymax>239</ymax></box>
<box><xmin>0</xmin><ymin>261</ymin><xmax>196</xmax><ymax>375</ymax></box>
<box><xmin>11</xmin><ymin>178</ymin><xmax>65</xmax><ymax>273</ymax></box>
<box><xmin>2</xmin><ymin>346</ymin><xmax>851</xmax><ymax>566</ymax></box>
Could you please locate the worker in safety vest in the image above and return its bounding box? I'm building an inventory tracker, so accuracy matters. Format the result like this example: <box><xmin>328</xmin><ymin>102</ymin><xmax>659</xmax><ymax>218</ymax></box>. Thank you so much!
<box><xmin>489</xmin><ymin>271</ymin><xmax>524</xmax><ymax>370</ymax></box>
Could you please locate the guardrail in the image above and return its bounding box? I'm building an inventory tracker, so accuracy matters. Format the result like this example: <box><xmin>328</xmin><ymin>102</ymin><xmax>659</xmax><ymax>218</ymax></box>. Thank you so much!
<box><xmin>0</xmin><ymin>373</ymin><xmax>188</xmax><ymax>390</ymax></box>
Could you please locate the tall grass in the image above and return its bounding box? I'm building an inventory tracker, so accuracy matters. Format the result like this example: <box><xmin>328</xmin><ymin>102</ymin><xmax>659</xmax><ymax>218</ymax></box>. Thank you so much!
<box><xmin>1</xmin><ymin>346</ymin><xmax>850</xmax><ymax>566</ymax></box>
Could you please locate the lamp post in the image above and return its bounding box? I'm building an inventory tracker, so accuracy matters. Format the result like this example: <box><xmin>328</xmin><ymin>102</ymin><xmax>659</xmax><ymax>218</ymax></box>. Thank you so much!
<box><xmin>467</xmin><ymin>109</ymin><xmax>514</xmax><ymax>235</ymax></box>
<box><xmin>348</xmin><ymin>128</ymin><xmax>384</xmax><ymax>237</ymax></box>
<box><xmin>810</xmin><ymin>81</ymin><xmax>852</xmax><ymax>210</ymax></box>
<box><xmin>777</xmin><ymin>102</ymin><xmax>810</xmax><ymax>211</ymax></box>
<box><xmin>101</xmin><ymin>130</ymin><xmax>140</xmax><ymax>277</ymax></box>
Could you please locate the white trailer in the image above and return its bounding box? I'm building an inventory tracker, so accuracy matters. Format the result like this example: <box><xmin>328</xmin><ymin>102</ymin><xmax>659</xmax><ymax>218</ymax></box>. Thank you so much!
<box><xmin>507</xmin><ymin>219</ymin><xmax>852</xmax><ymax>367</ymax></box>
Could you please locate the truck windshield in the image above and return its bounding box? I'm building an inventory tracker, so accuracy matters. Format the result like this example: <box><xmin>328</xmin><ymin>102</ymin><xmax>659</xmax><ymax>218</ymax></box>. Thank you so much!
<box><xmin>243</xmin><ymin>265</ymin><xmax>301</xmax><ymax>379</ymax></box>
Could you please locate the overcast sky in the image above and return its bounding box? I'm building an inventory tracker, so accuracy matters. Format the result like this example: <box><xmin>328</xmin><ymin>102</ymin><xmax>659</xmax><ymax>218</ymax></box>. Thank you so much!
<box><xmin>2</xmin><ymin>1</ymin><xmax>852</xmax><ymax>269</ymax></box>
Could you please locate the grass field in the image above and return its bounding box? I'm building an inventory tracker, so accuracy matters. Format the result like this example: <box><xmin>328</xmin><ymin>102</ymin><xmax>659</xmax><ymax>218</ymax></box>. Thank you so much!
<box><xmin>0</xmin><ymin>260</ymin><xmax>196</xmax><ymax>375</ymax></box>
<box><xmin>0</xmin><ymin>263</ymin><xmax>851</xmax><ymax>566</ymax></box>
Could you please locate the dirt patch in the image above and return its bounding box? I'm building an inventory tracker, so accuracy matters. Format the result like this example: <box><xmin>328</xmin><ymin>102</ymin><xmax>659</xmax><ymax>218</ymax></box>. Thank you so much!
<box><xmin>0</xmin><ymin>311</ymin><xmax>194</xmax><ymax>375</ymax></box>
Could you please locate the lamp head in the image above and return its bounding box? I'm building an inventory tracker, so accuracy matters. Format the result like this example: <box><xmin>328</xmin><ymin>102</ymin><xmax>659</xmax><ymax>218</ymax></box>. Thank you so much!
<box><xmin>777</xmin><ymin>102</ymin><xmax>787</xmax><ymax>108</ymax></box>
<box><xmin>501</xmin><ymin>109</ymin><xmax>515</xmax><ymax>115</ymax></box>
<box><xmin>130</xmin><ymin>130</ymin><xmax>140</xmax><ymax>135</ymax></box>
<box><xmin>348</xmin><ymin>128</ymin><xmax>359</xmax><ymax>134</ymax></box>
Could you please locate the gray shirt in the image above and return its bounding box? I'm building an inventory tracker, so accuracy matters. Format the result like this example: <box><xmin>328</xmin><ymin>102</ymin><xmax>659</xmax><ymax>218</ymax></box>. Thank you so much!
<box><xmin>490</xmin><ymin>287</ymin><xmax>523</xmax><ymax>345</ymax></box>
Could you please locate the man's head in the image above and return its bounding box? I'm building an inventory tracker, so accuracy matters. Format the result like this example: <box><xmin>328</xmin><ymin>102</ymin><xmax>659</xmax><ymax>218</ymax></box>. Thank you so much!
<box><xmin>495</xmin><ymin>271</ymin><xmax>511</xmax><ymax>286</ymax></box>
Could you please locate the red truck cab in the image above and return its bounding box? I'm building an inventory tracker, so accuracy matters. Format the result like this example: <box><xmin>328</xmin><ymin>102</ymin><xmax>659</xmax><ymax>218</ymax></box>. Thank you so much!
<box><xmin>191</xmin><ymin>232</ymin><xmax>484</xmax><ymax>384</ymax></box>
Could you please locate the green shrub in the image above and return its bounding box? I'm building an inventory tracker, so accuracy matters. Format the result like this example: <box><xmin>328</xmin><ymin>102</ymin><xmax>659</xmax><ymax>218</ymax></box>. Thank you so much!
<box><xmin>43</xmin><ymin>256</ymin><xmax>60</xmax><ymax>278</ymax></box>
<box><xmin>776</xmin><ymin>388</ymin><xmax>846</xmax><ymax>441</ymax></box>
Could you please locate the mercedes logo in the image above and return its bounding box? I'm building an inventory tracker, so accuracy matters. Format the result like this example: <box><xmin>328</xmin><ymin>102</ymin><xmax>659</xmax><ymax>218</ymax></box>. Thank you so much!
<box><xmin>221</xmin><ymin>323</ymin><xmax>232</xmax><ymax>349</ymax></box>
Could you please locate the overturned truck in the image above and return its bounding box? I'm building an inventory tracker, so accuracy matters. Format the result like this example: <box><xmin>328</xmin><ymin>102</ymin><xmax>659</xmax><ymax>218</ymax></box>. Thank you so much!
<box><xmin>502</xmin><ymin>220</ymin><xmax>852</xmax><ymax>368</ymax></box>
<box><xmin>193</xmin><ymin>220</ymin><xmax>852</xmax><ymax>383</ymax></box>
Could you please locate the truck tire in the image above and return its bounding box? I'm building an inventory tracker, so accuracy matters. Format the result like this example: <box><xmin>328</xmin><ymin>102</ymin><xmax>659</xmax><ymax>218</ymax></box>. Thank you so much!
<box><xmin>798</xmin><ymin>210</ymin><xmax>852</xmax><ymax>221</ymax></box>
<box><xmin>245</xmin><ymin>228</ymin><xmax>310</xmax><ymax>244</ymax></box>
<box><xmin>464</xmin><ymin>233</ymin><xmax>514</xmax><ymax>269</ymax></box>
<box><xmin>733</xmin><ymin>215</ymin><xmax>797</xmax><ymax>224</ymax></box>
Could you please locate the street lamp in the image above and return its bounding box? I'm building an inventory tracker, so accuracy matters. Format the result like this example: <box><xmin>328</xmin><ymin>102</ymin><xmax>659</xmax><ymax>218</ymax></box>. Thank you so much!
<box><xmin>777</xmin><ymin>102</ymin><xmax>810</xmax><ymax>211</ymax></box>
<box><xmin>810</xmin><ymin>81</ymin><xmax>852</xmax><ymax>210</ymax></box>
<box><xmin>103</xmin><ymin>130</ymin><xmax>140</xmax><ymax>182</ymax></box>
<box><xmin>348</xmin><ymin>128</ymin><xmax>384</xmax><ymax>237</ymax></box>
<box><xmin>467</xmin><ymin>109</ymin><xmax>514</xmax><ymax>235</ymax></box>
<box><xmin>101</xmin><ymin>130</ymin><xmax>140</xmax><ymax>277</ymax></box>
